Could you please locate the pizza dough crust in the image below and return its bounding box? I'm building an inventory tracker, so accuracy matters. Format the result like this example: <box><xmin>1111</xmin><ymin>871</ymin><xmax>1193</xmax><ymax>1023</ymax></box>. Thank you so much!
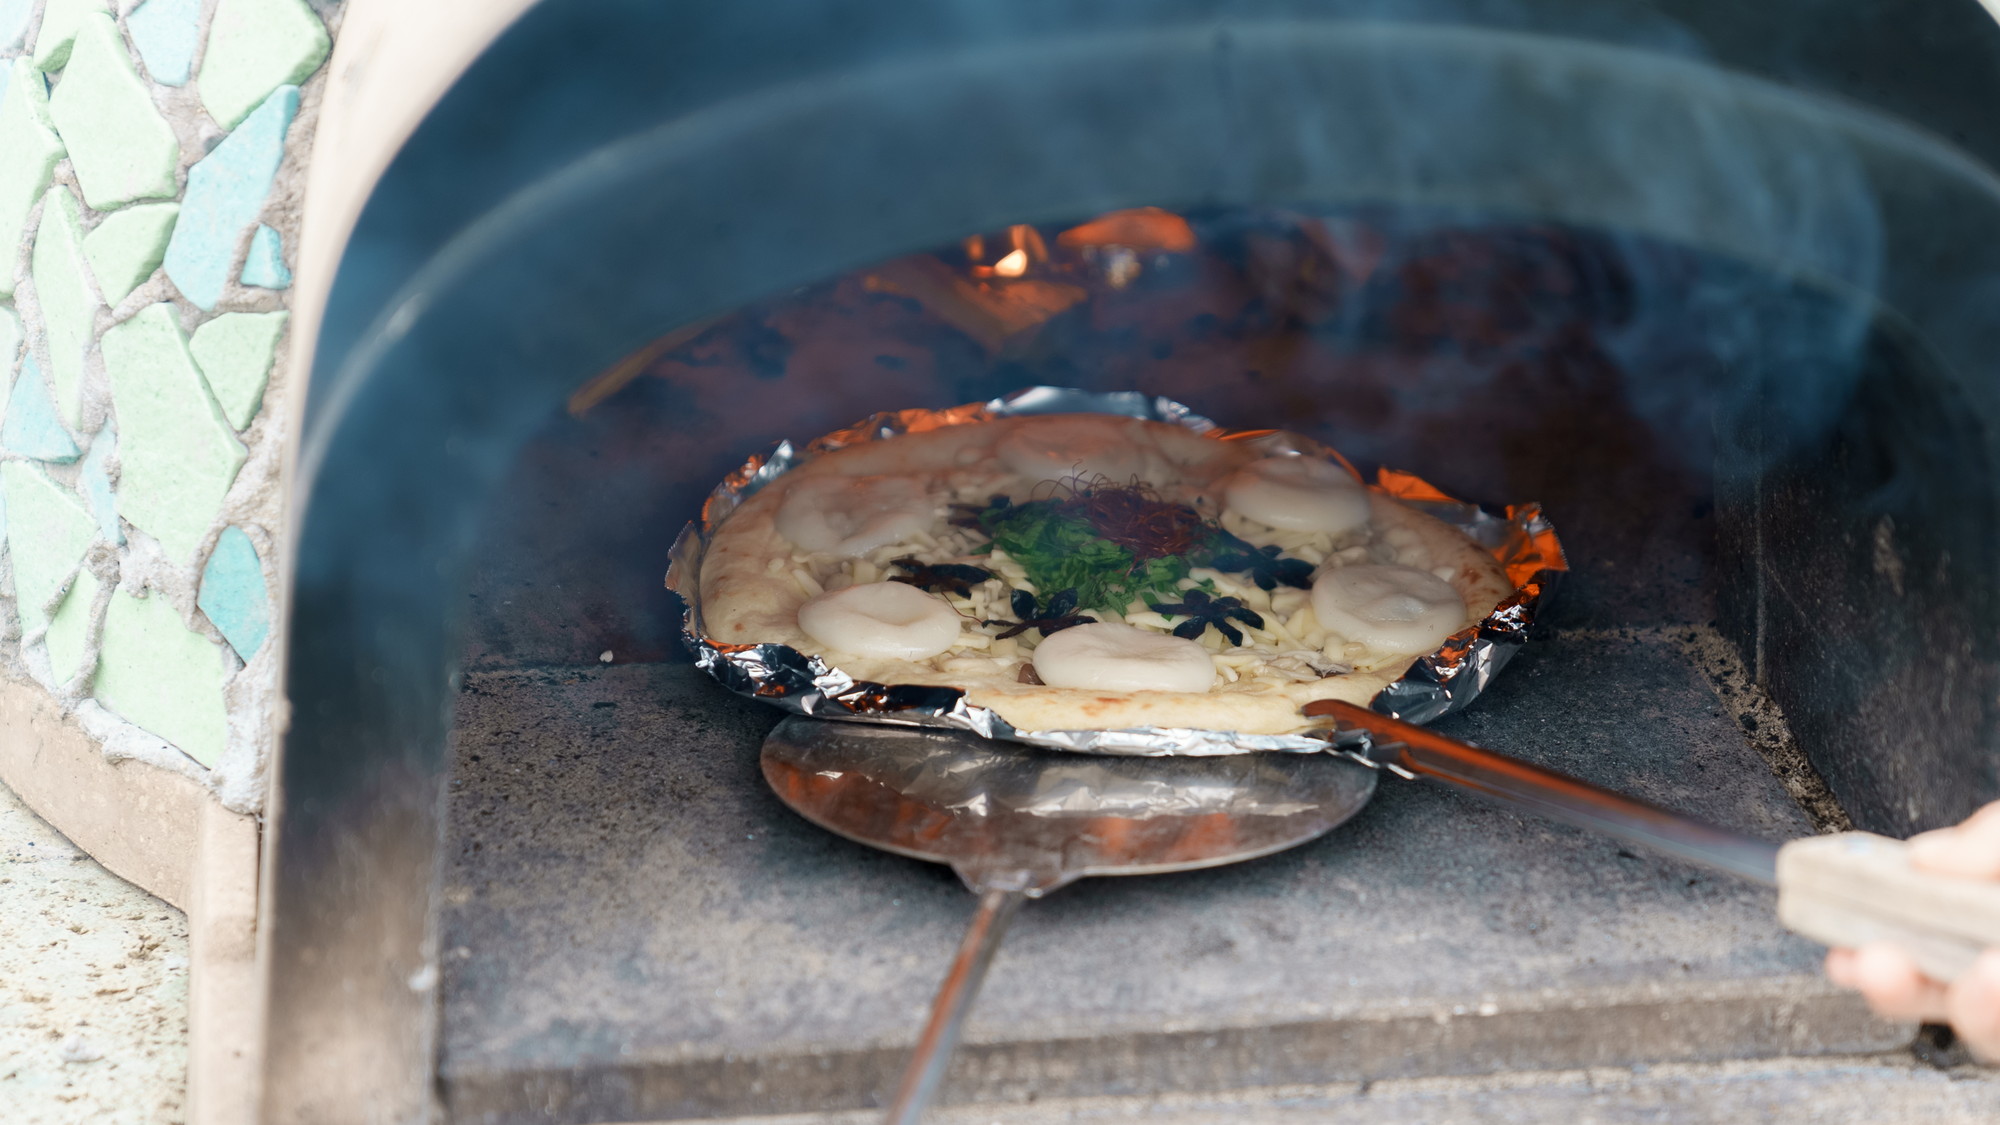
<box><xmin>698</xmin><ymin>415</ymin><xmax>1512</xmax><ymax>735</ymax></box>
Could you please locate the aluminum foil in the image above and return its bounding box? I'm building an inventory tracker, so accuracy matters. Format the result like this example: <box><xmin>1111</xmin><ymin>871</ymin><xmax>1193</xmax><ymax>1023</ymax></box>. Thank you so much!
<box><xmin>667</xmin><ymin>386</ymin><xmax>1567</xmax><ymax>755</ymax></box>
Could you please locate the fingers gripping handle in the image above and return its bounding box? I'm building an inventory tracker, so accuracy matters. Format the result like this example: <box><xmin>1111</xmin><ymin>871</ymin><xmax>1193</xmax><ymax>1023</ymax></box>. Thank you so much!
<box><xmin>1778</xmin><ymin>833</ymin><xmax>2000</xmax><ymax>983</ymax></box>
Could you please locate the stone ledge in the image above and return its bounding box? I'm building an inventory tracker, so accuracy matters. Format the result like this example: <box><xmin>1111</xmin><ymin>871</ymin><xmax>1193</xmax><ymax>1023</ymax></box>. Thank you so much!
<box><xmin>443</xmin><ymin>981</ymin><xmax>1906</xmax><ymax>1123</ymax></box>
<box><xmin>705</xmin><ymin>1055</ymin><xmax>2000</xmax><ymax>1125</ymax></box>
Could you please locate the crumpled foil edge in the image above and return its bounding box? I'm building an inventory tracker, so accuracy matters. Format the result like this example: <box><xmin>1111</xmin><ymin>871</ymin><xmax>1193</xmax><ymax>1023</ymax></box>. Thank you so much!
<box><xmin>666</xmin><ymin>387</ymin><xmax>1568</xmax><ymax>756</ymax></box>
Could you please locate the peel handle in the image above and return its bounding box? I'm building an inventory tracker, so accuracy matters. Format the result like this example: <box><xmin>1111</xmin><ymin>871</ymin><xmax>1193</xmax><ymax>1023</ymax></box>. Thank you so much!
<box><xmin>1307</xmin><ymin>700</ymin><xmax>1781</xmax><ymax>885</ymax></box>
<box><xmin>885</xmin><ymin>885</ymin><xmax>1025</xmax><ymax>1125</ymax></box>
<box><xmin>1777</xmin><ymin>833</ymin><xmax>2000</xmax><ymax>983</ymax></box>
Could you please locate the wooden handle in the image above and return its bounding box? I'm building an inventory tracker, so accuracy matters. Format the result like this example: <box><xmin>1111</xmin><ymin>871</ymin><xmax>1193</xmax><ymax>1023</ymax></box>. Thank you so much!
<box><xmin>1777</xmin><ymin>832</ymin><xmax>2000</xmax><ymax>982</ymax></box>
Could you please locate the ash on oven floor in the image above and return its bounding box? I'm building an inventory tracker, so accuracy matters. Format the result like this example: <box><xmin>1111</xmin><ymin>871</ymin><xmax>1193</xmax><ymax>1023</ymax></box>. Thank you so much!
<box><xmin>435</xmin><ymin>639</ymin><xmax>1971</xmax><ymax>1124</ymax></box>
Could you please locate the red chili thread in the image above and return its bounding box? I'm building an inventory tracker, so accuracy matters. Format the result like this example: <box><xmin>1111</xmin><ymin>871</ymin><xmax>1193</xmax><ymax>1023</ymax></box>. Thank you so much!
<box><xmin>1057</xmin><ymin>483</ymin><xmax>1214</xmax><ymax>562</ymax></box>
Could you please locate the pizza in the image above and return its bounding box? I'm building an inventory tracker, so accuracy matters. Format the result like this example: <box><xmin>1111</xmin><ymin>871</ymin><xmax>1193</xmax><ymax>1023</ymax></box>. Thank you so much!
<box><xmin>697</xmin><ymin>413</ymin><xmax>1513</xmax><ymax>736</ymax></box>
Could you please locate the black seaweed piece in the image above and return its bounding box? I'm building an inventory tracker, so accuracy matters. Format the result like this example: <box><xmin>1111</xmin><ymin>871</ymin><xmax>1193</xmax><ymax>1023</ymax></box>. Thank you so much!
<box><xmin>889</xmin><ymin>557</ymin><xmax>994</xmax><ymax>597</ymax></box>
<box><xmin>1148</xmin><ymin>588</ymin><xmax>1266</xmax><ymax>647</ymax></box>
<box><xmin>987</xmin><ymin>587</ymin><xmax>1095</xmax><ymax>639</ymax></box>
<box><xmin>949</xmin><ymin>494</ymin><xmax>1013</xmax><ymax>529</ymax></box>
<box><xmin>1208</xmin><ymin>531</ymin><xmax>1316</xmax><ymax>591</ymax></box>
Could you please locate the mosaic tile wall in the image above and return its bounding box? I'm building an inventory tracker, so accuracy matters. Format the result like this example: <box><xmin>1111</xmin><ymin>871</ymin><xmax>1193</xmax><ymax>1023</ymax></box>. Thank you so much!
<box><xmin>0</xmin><ymin>0</ymin><xmax>337</xmax><ymax>813</ymax></box>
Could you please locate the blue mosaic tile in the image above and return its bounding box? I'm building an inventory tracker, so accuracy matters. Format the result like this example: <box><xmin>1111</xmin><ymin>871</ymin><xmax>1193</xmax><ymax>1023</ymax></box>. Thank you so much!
<box><xmin>2</xmin><ymin>355</ymin><xmax>82</xmax><ymax>463</ymax></box>
<box><xmin>79</xmin><ymin>421</ymin><xmax>122</xmax><ymax>544</ymax></box>
<box><xmin>161</xmin><ymin>86</ymin><xmax>299</xmax><ymax>312</ymax></box>
<box><xmin>198</xmin><ymin>524</ymin><xmax>268</xmax><ymax>659</ymax></box>
<box><xmin>239</xmin><ymin>223</ymin><xmax>291</xmax><ymax>289</ymax></box>
<box><xmin>0</xmin><ymin>0</ymin><xmax>29</xmax><ymax>53</ymax></box>
<box><xmin>125</xmin><ymin>0</ymin><xmax>202</xmax><ymax>87</ymax></box>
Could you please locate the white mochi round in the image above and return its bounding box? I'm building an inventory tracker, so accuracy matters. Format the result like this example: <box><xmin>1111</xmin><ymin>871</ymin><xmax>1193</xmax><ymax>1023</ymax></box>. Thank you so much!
<box><xmin>796</xmin><ymin>582</ymin><xmax>963</xmax><ymax>659</ymax></box>
<box><xmin>1031</xmin><ymin>622</ymin><xmax>1216</xmax><ymax>693</ymax></box>
<box><xmin>774</xmin><ymin>474</ymin><xmax>936</xmax><ymax>557</ymax></box>
<box><xmin>1222</xmin><ymin>456</ymin><xmax>1370</xmax><ymax>534</ymax></box>
<box><xmin>1311</xmin><ymin>564</ymin><xmax>1466</xmax><ymax>655</ymax></box>
<box><xmin>996</xmin><ymin>415</ymin><xmax>1157</xmax><ymax>485</ymax></box>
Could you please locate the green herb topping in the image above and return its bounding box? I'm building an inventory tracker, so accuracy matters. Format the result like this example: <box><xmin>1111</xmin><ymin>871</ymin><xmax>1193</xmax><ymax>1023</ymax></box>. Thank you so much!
<box><xmin>971</xmin><ymin>483</ymin><xmax>1226</xmax><ymax>616</ymax></box>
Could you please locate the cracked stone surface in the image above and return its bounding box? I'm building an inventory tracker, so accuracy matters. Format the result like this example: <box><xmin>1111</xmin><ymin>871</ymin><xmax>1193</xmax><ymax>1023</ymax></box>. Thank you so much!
<box><xmin>0</xmin><ymin>781</ymin><xmax>188</xmax><ymax>1125</ymax></box>
<box><xmin>99</xmin><ymin>303</ymin><xmax>246</xmax><ymax>563</ymax></box>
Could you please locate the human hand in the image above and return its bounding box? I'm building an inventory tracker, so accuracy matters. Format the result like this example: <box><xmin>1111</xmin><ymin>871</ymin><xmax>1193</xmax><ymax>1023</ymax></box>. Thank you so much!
<box><xmin>1823</xmin><ymin>801</ymin><xmax>2000</xmax><ymax>1061</ymax></box>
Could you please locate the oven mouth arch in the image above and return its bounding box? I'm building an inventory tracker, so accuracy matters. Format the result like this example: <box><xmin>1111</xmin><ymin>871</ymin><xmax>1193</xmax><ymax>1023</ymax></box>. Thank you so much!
<box><xmin>301</xmin><ymin>20</ymin><xmax>2000</xmax><ymax>484</ymax></box>
<box><xmin>267</xmin><ymin>8</ymin><xmax>2000</xmax><ymax>1122</ymax></box>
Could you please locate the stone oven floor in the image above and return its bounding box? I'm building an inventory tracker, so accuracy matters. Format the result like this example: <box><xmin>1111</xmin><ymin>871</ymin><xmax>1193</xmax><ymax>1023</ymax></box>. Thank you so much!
<box><xmin>438</xmin><ymin>633</ymin><xmax>1998</xmax><ymax>1124</ymax></box>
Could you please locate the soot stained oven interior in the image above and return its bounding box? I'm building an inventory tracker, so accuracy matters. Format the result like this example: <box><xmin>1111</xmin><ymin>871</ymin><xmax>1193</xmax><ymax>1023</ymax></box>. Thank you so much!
<box><xmin>466</xmin><ymin>205</ymin><xmax>1990</xmax><ymax>833</ymax></box>
<box><xmin>433</xmin><ymin>206</ymin><xmax>1993</xmax><ymax>1121</ymax></box>
<box><xmin>274</xmin><ymin>4</ymin><xmax>2000</xmax><ymax>1121</ymax></box>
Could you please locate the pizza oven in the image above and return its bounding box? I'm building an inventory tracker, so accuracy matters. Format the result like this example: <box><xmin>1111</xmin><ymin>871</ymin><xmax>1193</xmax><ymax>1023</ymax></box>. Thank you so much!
<box><xmin>270</xmin><ymin>2</ymin><xmax>2000</xmax><ymax>1121</ymax></box>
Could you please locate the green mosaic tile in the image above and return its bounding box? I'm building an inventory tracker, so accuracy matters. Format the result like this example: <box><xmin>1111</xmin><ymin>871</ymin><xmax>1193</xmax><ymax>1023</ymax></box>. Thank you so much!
<box><xmin>100</xmin><ymin>304</ymin><xmax>246</xmax><ymax>563</ymax></box>
<box><xmin>0</xmin><ymin>461</ymin><xmax>96</xmax><ymax>632</ymax></box>
<box><xmin>0</xmin><ymin>303</ymin><xmax>18</xmax><ymax>377</ymax></box>
<box><xmin>82</xmin><ymin>201</ymin><xmax>178</xmax><ymax>305</ymax></box>
<box><xmin>0</xmin><ymin>60</ymin><xmax>66</xmax><ymax>298</ymax></box>
<box><xmin>0</xmin><ymin>305</ymin><xmax>13</xmax><ymax>465</ymax></box>
<box><xmin>44</xmin><ymin>568</ymin><xmax>99</xmax><ymax>685</ymax></box>
<box><xmin>31</xmin><ymin>0</ymin><xmax>109</xmax><ymax>71</ymax></box>
<box><xmin>31</xmin><ymin>185</ymin><xmax>100</xmax><ymax>428</ymax></box>
<box><xmin>95</xmin><ymin>586</ymin><xmax>228</xmax><ymax>766</ymax></box>
<box><xmin>49</xmin><ymin>13</ymin><xmax>181</xmax><ymax>210</ymax></box>
<box><xmin>197</xmin><ymin>0</ymin><xmax>328</xmax><ymax>131</ymax></box>
<box><xmin>188</xmin><ymin>310</ymin><xmax>284</xmax><ymax>429</ymax></box>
